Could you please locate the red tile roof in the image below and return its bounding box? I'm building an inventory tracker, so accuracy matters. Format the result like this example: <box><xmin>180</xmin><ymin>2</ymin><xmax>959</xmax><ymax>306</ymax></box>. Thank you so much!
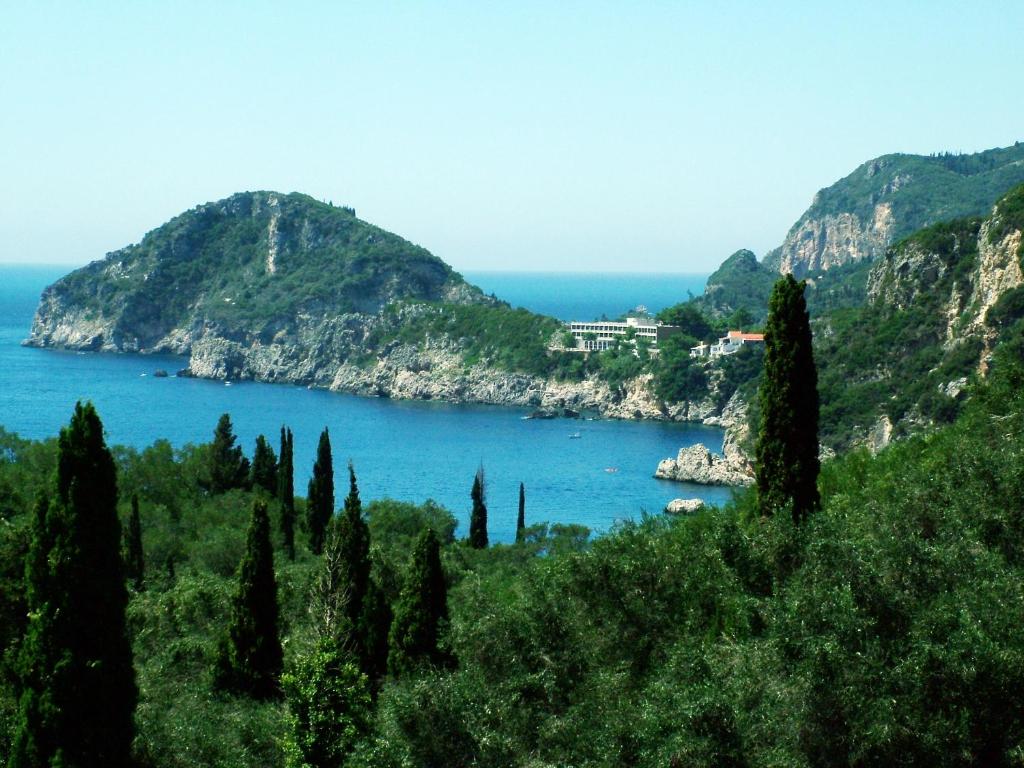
<box><xmin>726</xmin><ymin>331</ymin><xmax>764</xmax><ymax>341</ymax></box>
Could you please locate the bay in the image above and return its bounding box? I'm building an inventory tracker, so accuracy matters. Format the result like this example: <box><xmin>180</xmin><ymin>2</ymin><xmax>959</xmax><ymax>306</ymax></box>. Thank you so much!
<box><xmin>0</xmin><ymin>265</ymin><xmax>731</xmax><ymax>542</ymax></box>
<box><xmin>464</xmin><ymin>270</ymin><xmax>709</xmax><ymax>321</ymax></box>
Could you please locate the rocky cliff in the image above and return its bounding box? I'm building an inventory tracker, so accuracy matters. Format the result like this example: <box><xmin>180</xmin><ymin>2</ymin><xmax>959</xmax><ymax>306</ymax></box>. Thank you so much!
<box><xmin>768</xmin><ymin>143</ymin><xmax>1024</xmax><ymax>278</ymax></box>
<box><xmin>815</xmin><ymin>185</ymin><xmax>1024</xmax><ymax>452</ymax></box>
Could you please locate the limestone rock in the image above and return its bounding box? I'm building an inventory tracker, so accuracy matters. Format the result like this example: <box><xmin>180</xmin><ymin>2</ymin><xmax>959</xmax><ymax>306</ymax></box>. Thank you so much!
<box><xmin>655</xmin><ymin>443</ymin><xmax>753</xmax><ymax>486</ymax></box>
<box><xmin>664</xmin><ymin>498</ymin><xmax>705</xmax><ymax>515</ymax></box>
<box><xmin>778</xmin><ymin>205</ymin><xmax>894</xmax><ymax>278</ymax></box>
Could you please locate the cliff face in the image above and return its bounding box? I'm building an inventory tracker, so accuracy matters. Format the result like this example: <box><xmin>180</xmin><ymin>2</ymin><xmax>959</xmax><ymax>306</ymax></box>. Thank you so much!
<box><xmin>866</xmin><ymin>192</ymin><xmax>1024</xmax><ymax>342</ymax></box>
<box><xmin>777</xmin><ymin>203</ymin><xmax>894</xmax><ymax>277</ymax></box>
<box><xmin>818</xmin><ymin>186</ymin><xmax>1024</xmax><ymax>452</ymax></box>
<box><xmin>771</xmin><ymin>143</ymin><xmax>1024</xmax><ymax>278</ymax></box>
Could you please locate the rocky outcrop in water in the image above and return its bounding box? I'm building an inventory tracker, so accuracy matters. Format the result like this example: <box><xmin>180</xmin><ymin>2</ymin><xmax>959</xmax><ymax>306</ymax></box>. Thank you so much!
<box><xmin>664</xmin><ymin>498</ymin><xmax>705</xmax><ymax>514</ymax></box>
<box><xmin>655</xmin><ymin>443</ymin><xmax>753</xmax><ymax>486</ymax></box>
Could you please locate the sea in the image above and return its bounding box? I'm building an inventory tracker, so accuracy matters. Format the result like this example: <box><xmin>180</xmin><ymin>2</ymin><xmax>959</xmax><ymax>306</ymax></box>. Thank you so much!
<box><xmin>0</xmin><ymin>266</ymin><xmax>730</xmax><ymax>542</ymax></box>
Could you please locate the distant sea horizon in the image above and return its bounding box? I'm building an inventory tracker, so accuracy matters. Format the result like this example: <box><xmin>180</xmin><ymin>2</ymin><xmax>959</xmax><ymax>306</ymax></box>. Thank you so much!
<box><xmin>463</xmin><ymin>270</ymin><xmax>709</xmax><ymax>322</ymax></box>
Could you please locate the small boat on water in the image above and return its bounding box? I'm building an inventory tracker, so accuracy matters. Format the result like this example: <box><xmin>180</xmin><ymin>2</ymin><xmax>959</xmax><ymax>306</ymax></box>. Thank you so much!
<box><xmin>569</xmin><ymin>432</ymin><xmax>581</xmax><ymax>439</ymax></box>
<box><xmin>224</xmin><ymin>381</ymin><xmax>232</xmax><ymax>387</ymax></box>
<box><xmin>604</xmin><ymin>467</ymin><xmax>618</xmax><ymax>473</ymax></box>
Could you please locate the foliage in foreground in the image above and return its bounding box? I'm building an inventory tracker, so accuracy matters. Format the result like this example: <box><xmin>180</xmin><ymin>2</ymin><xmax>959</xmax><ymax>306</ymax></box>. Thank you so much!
<box><xmin>2</xmin><ymin>346</ymin><xmax>1024</xmax><ymax>765</ymax></box>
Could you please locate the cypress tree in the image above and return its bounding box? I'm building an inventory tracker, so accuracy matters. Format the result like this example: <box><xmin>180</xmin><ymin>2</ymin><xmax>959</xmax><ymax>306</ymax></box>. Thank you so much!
<box><xmin>250</xmin><ymin>434</ymin><xmax>278</xmax><ymax>495</ymax></box>
<box><xmin>214</xmin><ymin>499</ymin><xmax>283</xmax><ymax>699</ymax></box>
<box><xmin>516</xmin><ymin>482</ymin><xmax>526</xmax><ymax>542</ymax></box>
<box><xmin>358</xmin><ymin>578</ymin><xmax>393</xmax><ymax>683</ymax></box>
<box><xmin>278</xmin><ymin>426</ymin><xmax>296</xmax><ymax>560</ymax></box>
<box><xmin>314</xmin><ymin>463</ymin><xmax>376</xmax><ymax>672</ymax></box>
<box><xmin>208</xmin><ymin>412</ymin><xmax>250</xmax><ymax>494</ymax></box>
<box><xmin>307</xmin><ymin>428</ymin><xmax>334</xmax><ymax>555</ymax></box>
<box><xmin>468</xmin><ymin>465</ymin><xmax>488</xmax><ymax>549</ymax></box>
<box><xmin>124</xmin><ymin>493</ymin><xmax>145</xmax><ymax>591</ymax></box>
<box><xmin>388</xmin><ymin>527</ymin><xmax>450</xmax><ymax>676</ymax></box>
<box><xmin>755</xmin><ymin>274</ymin><xmax>821</xmax><ymax>524</ymax></box>
<box><xmin>10</xmin><ymin>402</ymin><xmax>136</xmax><ymax>768</ymax></box>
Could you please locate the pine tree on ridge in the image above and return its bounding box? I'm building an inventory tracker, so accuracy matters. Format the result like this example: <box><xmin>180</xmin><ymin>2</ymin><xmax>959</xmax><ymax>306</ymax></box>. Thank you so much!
<box><xmin>516</xmin><ymin>481</ymin><xmax>526</xmax><ymax>543</ymax></box>
<box><xmin>388</xmin><ymin>527</ymin><xmax>450</xmax><ymax>676</ymax></box>
<box><xmin>250</xmin><ymin>434</ymin><xmax>278</xmax><ymax>495</ymax></box>
<box><xmin>125</xmin><ymin>493</ymin><xmax>145</xmax><ymax>591</ymax></box>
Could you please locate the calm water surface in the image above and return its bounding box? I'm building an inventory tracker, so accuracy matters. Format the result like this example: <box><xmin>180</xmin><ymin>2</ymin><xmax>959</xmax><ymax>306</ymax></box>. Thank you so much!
<box><xmin>0</xmin><ymin>266</ymin><xmax>730</xmax><ymax>542</ymax></box>
<box><xmin>464</xmin><ymin>270</ymin><xmax>708</xmax><ymax>321</ymax></box>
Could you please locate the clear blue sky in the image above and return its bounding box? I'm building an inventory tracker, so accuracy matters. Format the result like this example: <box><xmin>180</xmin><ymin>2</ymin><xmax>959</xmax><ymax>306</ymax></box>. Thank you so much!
<box><xmin>2</xmin><ymin>1</ymin><xmax>1022</xmax><ymax>272</ymax></box>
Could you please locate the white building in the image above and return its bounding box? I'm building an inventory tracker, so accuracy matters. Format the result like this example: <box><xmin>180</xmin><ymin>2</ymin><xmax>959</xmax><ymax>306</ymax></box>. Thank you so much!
<box><xmin>567</xmin><ymin>316</ymin><xmax>680</xmax><ymax>352</ymax></box>
<box><xmin>690</xmin><ymin>330</ymin><xmax>765</xmax><ymax>358</ymax></box>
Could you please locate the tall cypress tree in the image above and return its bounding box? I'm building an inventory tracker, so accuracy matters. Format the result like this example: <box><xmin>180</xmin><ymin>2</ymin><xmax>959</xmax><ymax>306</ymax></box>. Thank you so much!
<box><xmin>314</xmin><ymin>463</ymin><xmax>380</xmax><ymax>674</ymax></box>
<box><xmin>278</xmin><ymin>426</ymin><xmax>296</xmax><ymax>560</ymax></box>
<box><xmin>208</xmin><ymin>413</ymin><xmax>250</xmax><ymax>494</ymax></box>
<box><xmin>516</xmin><ymin>482</ymin><xmax>526</xmax><ymax>542</ymax></box>
<box><xmin>469</xmin><ymin>465</ymin><xmax>488</xmax><ymax>549</ymax></box>
<box><xmin>250</xmin><ymin>434</ymin><xmax>278</xmax><ymax>495</ymax></box>
<box><xmin>10</xmin><ymin>402</ymin><xmax>136</xmax><ymax>768</ymax></box>
<box><xmin>336</xmin><ymin>463</ymin><xmax>371</xmax><ymax>639</ymax></box>
<box><xmin>358</xmin><ymin>578</ymin><xmax>392</xmax><ymax>684</ymax></box>
<box><xmin>755</xmin><ymin>274</ymin><xmax>821</xmax><ymax>524</ymax></box>
<box><xmin>124</xmin><ymin>493</ymin><xmax>145</xmax><ymax>591</ymax></box>
<box><xmin>307</xmin><ymin>428</ymin><xmax>334</xmax><ymax>555</ymax></box>
<box><xmin>388</xmin><ymin>527</ymin><xmax>449</xmax><ymax>676</ymax></box>
<box><xmin>214</xmin><ymin>500</ymin><xmax>283</xmax><ymax>699</ymax></box>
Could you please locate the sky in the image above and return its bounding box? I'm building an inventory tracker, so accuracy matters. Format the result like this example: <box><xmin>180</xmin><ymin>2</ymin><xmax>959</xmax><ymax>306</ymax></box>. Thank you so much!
<box><xmin>1</xmin><ymin>1</ymin><xmax>1023</xmax><ymax>273</ymax></box>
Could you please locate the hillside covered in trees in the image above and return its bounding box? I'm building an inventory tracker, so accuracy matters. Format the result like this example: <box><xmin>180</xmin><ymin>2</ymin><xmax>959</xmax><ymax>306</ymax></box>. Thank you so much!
<box><xmin>3</xmin><ymin>268</ymin><xmax>1024</xmax><ymax>764</ymax></box>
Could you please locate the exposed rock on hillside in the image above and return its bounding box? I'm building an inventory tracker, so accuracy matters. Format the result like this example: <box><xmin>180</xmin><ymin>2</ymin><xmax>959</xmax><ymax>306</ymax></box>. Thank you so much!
<box><xmin>769</xmin><ymin>143</ymin><xmax>1024</xmax><ymax>278</ymax></box>
<box><xmin>777</xmin><ymin>204</ymin><xmax>895</xmax><ymax>277</ymax></box>
<box><xmin>816</xmin><ymin>185</ymin><xmax>1024</xmax><ymax>450</ymax></box>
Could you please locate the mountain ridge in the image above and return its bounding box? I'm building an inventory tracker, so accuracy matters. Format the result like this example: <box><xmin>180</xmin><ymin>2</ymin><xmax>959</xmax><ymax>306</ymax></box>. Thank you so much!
<box><xmin>768</xmin><ymin>142</ymin><xmax>1024</xmax><ymax>277</ymax></box>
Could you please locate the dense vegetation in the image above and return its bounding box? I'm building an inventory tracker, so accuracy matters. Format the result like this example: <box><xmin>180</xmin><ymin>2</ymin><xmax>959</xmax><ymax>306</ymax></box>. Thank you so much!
<box><xmin>814</xmin><ymin>217</ymin><xmax>984</xmax><ymax>448</ymax></box>
<box><xmin>52</xmin><ymin>192</ymin><xmax>474</xmax><ymax>335</ymax></box>
<box><xmin>2</xmin><ymin>313</ymin><xmax>1024</xmax><ymax>764</ymax></box>
<box><xmin>690</xmin><ymin>249</ymin><xmax>777</xmax><ymax>323</ymax></box>
<box><xmin>382</xmin><ymin>301</ymin><xmax>565</xmax><ymax>377</ymax></box>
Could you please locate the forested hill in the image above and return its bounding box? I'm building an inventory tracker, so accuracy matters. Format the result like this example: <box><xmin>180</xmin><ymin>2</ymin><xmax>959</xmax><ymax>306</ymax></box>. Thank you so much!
<box><xmin>768</xmin><ymin>141</ymin><xmax>1024</xmax><ymax>277</ymax></box>
<box><xmin>27</xmin><ymin>191</ymin><xmax>489</xmax><ymax>352</ymax></box>
<box><xmin>25</xmin><ymin>193</ymin><xmax>590</xmax><ymax>408</ymax></box>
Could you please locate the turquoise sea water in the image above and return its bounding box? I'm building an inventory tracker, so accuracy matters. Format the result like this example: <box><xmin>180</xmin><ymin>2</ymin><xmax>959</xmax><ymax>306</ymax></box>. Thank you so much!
<box><xmin>0</xmin><ymin>266</ymin><xmax>729</xmax><ymax>542</ymax></box>
<box><xmin>464</xmin><ymin>271</ymin><xmax>708</xmax><ymax>321</ymax></box>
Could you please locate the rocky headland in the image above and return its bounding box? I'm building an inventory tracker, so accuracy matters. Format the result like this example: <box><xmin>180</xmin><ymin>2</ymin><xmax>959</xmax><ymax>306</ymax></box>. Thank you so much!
<box><xmin>24</xmin><ymin>191</ymin><xmax>748</xmax><ymax>443</ymax></box>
